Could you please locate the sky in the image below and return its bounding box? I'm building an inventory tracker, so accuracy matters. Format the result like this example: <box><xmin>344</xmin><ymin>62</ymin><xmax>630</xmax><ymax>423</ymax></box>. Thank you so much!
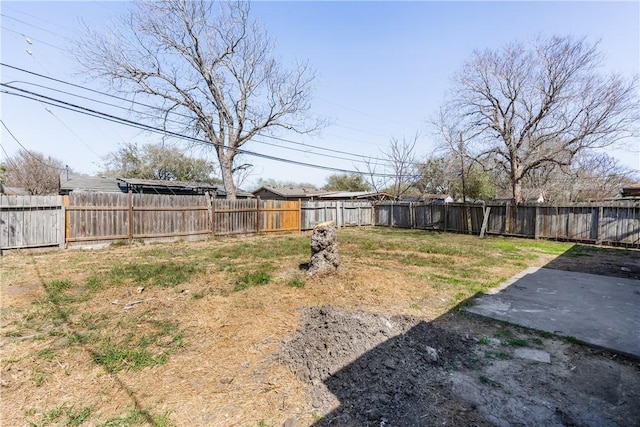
<box><xmin>1</xmin><ymin>1</ymin><xmax>639</xmax><ymax>189</ymax></box>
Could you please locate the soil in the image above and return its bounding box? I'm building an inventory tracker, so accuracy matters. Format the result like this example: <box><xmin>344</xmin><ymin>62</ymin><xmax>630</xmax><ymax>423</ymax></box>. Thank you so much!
<box><xmin>281</xmin><ymin>306</ymin><xmax>640</xmax><ymax>427</ymax></box>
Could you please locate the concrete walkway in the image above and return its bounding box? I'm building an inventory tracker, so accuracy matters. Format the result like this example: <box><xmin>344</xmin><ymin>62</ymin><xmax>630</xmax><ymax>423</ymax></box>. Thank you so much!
<box><xmin>465</xmin><ymin>267</ymin><xmax>640</xmax><ymax>359</ymax></box>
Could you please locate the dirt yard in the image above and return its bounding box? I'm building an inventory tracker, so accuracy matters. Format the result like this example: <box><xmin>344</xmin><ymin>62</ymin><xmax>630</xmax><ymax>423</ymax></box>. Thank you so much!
<box><xmin>1</xmin><ymin>228</ymin><xmax>639</xmax><ymax>426</ymax></box>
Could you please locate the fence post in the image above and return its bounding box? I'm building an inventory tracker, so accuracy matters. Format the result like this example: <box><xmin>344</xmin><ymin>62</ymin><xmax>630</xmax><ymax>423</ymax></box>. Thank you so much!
<box><xmin>211</xmin><ymin>195</ymin><xmax>217</xmax><ymax>237</ymax></box>
<box><xmin>444</xmin><ymin>203</ymin><xmax>448</xmax><ymax>231</ymax></box>
<box><xmin>596</xmin><ymin>206</ymin><xmax>603</xmax><ymax>244</ymax></box>
<box><xmin>409</xmin><ymin>202</ymin><xmax>414</xmax><ymax>229</ymax></box>
<box><xmin>256</xmin><ymin>197</ymin><xmax>261</xmax><ymax>234</ymax></box>
<box><xmin>534</xmin><ymin>206</ymin><xmax>541</xmax><ymax>239</ymax></box>
<box><xmin>205</xmin><ymin>191</ymin><xmax>214</xmax><ymax>238</ymax></box>
<box><xmin>63</xmin><ymin>195</ymin><xmax>70</xmax><ymax>248</ymax></box>
<box><xmin>479</xmin><ymin>206</ymin><xmax>491</xmax><ymax>238</ymax></box>
<box><xmin>390</xmin><ymin>201</ymin><xmax>394</xmax><ymax>227</ymax></box>
<box><xmin>60</xmin><ymin>196</ymin><xmax>68</xmax><ymax>249</ymax></box>
<box><xmin>298</xmin><ymin>199</ymin><xmax>302</xmax><ymax>233</ymax></box>
<box><xmin>128</xmin><ymin>190</ymin><xmax>133</xmax><ymax>245</ymax></box>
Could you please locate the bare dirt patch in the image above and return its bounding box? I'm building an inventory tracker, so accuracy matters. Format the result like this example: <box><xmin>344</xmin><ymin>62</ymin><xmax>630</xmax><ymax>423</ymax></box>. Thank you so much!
<box><xmin>281</xmin><ymin>306</ymin><xmax>640</xmax><ymax>427</ymax></box>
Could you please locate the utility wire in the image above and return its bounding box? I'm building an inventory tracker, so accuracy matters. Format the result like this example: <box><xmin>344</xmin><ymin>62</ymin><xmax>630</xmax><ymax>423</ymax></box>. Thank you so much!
<box><xmin>1</xmin><ymin>14</ymin><xmax>72</xmax><ymax>40</ymax></box>
<box><xmin>0</xmin><ymin>27</ymin><xmax>68</xmax><ymax>52</ymax></box>
<box><xmin>0</xmin><ymin>63</ymin><xmax>401</xmax><ymax>163</ymax></box>
<box><xmin>0</xmin><ymin>119</ymin><xmax>67</xmax><ymax>170</ymax></box>
<box><xmin>2</xmin><ymin>86</ymin><xmax>411</xmax><ymax>178</ymax></box>
<box><xmin>5</xmin><ymin>79</ymin><xmax>373</xmax><ymax>165</ymax></box>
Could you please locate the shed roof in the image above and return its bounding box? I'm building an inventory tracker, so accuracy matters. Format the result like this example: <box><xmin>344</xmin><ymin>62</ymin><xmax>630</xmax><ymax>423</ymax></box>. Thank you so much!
<box><xmin>59</xmin><ymin>174</ymin><xmax>124</xmax><ymax>193</ymax></box>
<box><xmin>0</xmin><ymin>184</ymin><xmax>30</xmax><ymax>195</ymax></box>
<box><xmin>253</xmin><ymin>186</ymin><xmax>326</xmax><ymax>198</ymax></box>
<box><xmin>118</xmin><ymin>178</ymin><xmax>253</xmax><ymax>198</ymax></box>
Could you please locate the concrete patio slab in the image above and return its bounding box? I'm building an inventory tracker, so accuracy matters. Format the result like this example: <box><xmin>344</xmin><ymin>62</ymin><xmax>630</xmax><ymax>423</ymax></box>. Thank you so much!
<box><xmin>465</xmin><ymin>267</ymin><xmax>640</xmax><ymax>359</ymax></box>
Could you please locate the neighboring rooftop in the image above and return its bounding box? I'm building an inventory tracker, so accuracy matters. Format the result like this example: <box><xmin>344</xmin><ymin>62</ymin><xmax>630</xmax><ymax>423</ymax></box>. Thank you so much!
<box><xmin>59</xmin><ymin>173</ymin><xmax>253</xmax><ymax>198</ymax></box>
<box><xmin>0</xmin><ymin>184</ymin><xmax>30</xmax><ymax>196</ymax></box>
<box><xmin>621</xmin><ymin>183</ymin><xmax>640</xmax><ymax>198</ymax></box>
<box><xmin>59</xmin><ymin>174</ymin><xmax>124</xmax><ymax>194</ymax></box>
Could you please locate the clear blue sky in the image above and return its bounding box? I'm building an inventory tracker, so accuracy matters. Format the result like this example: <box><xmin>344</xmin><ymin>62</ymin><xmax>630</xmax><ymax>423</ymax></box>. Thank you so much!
<box><xmin>1</xmin><ymin>1</ymin><xmax>639</xmax><ymax>188</ymax></box>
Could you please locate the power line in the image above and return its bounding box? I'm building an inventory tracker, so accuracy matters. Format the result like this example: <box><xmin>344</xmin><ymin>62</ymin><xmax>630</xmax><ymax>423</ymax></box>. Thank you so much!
<box><xmin>2</xmin><ymin>85</ymin><xmax>409</xmax><ymax>178</ymax></box>
<box><xmin>1</xmin><ymin>63</ymin><xmax>391</xmax><ymax>163</ymax></box>
<box><xmin>2</xmin><ymin>4</ymin><xmax>77</xmax><ymax>35</ymax></box>
<box><xmin>5</xmin><ymin>78</ymin><xmax>371</xmax><ymax>165</ymax></box>
<box><xmin>0</xmin><ymin>119</ymin><xmax>66</xmax><ymax>170</ymax></box>
<box><xmin>0</xmin><ymin>26</ymin><xmax>68</xmax><ymax>52</ymax></box>
<box><xmin>1</xmin><ymin>14</ymin><xmax>72</xmax><ymax>40</ymax></box>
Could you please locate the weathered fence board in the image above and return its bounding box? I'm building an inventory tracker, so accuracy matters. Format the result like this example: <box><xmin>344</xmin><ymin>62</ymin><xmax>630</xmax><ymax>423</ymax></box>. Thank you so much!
<box><xmin>214</xmin><ymin>199</ymin><xmax>258</xmax><ymax>236</ymax></box>
<box><xmin>302</xmin><ymin>201</ymin><xmax>373</xmax><ymax>230</ymax></box>
<box><xmin>0</xmin><ymin>195</ymin><xmax>64</xmax><ymax>249</ymax></box>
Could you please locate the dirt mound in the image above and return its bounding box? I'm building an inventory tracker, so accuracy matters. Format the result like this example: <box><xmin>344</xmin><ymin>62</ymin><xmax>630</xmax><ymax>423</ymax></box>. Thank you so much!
<box><xmin>281</xmin><ymin>306</ymin><xmax>487</xmax><ymax>426</ymax></box>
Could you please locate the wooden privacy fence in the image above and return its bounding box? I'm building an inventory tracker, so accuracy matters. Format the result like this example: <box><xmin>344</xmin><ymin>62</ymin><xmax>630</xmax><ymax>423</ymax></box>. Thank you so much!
<box><xmin>0</xmin><ymin>195</ymin><xmax>65</xmax><ymax>250</ymax></box>
<box><xmin>3</xmin><ymin>194</ymin><xmax>638</xmax><ymax>249</ymax></box>
<box><xmin>65</xmin><ymin>192</ymin><xmax>211</xmax><ymax>246</ymax></box>
<box><xmin>374</xmin><ymin>202</ymin><xmax>640</xmax><ymax>246</ymax></box>
<box><xmin>66</xmin><ymin>193</ymin><xmax>303</xmax><ymax>246</ymax></box>
<box><xmin>63</xmin><ymin>194</ymin><xmax>374</xmax><ymax>247</ymax></box>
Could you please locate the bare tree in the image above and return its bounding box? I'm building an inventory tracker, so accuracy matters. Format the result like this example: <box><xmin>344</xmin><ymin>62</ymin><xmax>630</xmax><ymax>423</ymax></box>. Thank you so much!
<box><xmin>77</xmin><ymin>0</ymin><xmax>318</xmax><ymax>199</ymax></box>
<box><xmin>3</xmin><ymin>149</ymin><xmax>65</xmax><ymax>195</ymax></box>
<box><xmin>361</xmin><ymin>134</ymin><xmax>419</xmax><ymax>199</ymax></box>
<box><xmin>444</xmin><ymin>36</ymin><xmax>639</xmax><ymax>203</ymax></box>
<box><xmin>525</xmin><ymin>152</ymin><xmax>637</xmax><ymax>203</ymax></box>
<box><xmin>430</xmin><ymin>107</ymin><xmax>485</xmax><ymax>202</ymax></box>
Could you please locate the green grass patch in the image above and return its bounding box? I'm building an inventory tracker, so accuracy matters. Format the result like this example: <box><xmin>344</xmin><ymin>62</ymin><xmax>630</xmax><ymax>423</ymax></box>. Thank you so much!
<box><xmin>92</xmin><ymin>319</ymin><xmax>184</xmax><ymax>373</ymax></box>
<box><xmin>43</xmin><ymin>280</ymin><xmax>73</xmax><ymax>305</ymax></box>
<box><xmin>494</xmin><ymin>329</ymin><xmax>515</xmax><ymax>339</ymax></box>
<box><xmin>93</xmin><ymin>346</ymin><xmax>165</xmax><ymax>372</ymax></box>
<box><xmin>105</xmin><ymin>261</ymin><xmax>203</xmax><ymax>288</ymax></box>
<box><xmin>26</xmin><ymin>404</ymin><xmax>92</xmax><ymax>427</ymax></box>
<box><xmin>97</xmin><ymin>408</ymin><xmax>174</xmax><ymax>427</ymax></box>
<box><xmin>503</xmin><ymin>337</ymin><xmax>528</xmax><ymax>347</ymax></box>
<box><xmin>287</xmin><ymin>276</ymin><xmax>306</xmax><ymax>288</ymax></box>
<box><xmin>233</xmin><ymin>269</ymin><xmax>272</xmax><ymax>292</ymax></box>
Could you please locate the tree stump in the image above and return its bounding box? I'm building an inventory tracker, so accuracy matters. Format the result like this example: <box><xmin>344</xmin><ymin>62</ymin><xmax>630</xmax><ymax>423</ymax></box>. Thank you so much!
<box><xmin>308</xmin><ymin>221</ymin><xmax>341</xmax><ymax>276</ymax></box>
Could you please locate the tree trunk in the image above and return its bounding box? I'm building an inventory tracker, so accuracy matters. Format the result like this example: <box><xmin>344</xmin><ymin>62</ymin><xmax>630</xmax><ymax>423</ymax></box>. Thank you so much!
<box><xmin>220</xmin><ymin>155</ymin><xmax>237</xmax><ymax>200</ymax></box>
<box><xmin>512</xmin><ymin>179</ymin><xmax>523</xmax><ymax>204</ymax></box>
<box><xmin>510</xmin><ymin>159</ymin><xmax>523</xmax><ymax>204</ymax></box>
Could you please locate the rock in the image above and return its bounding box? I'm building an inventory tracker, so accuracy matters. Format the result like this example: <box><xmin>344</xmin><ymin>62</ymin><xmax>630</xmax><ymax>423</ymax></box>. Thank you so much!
<box><xmin>425</xmin><ymin>346</ymin><xmax>439</xmax><ymax>362</ymax></box>
<box><xmin>307</xmin><ymin>221</ymin><xmax>341</xmax><ymax>276</ymax></box>
<box><xmin>283</xmin><ymin>417</ymin><xmax>296</xmax><ymax>427</ymax></box>
<box><xmin>514</xmin><ymin>348</ymin><xmax>551</xmax><ymax>363</ymax></box>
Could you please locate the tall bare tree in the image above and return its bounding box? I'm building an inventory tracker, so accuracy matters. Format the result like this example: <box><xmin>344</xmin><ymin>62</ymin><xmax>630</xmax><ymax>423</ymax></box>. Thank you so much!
<box><xmin>3</xmin><ymin>149</ymin><xmax>65</xmax><ymax>195</ymax></box>
<box><xmin>77</xmin><ymin>0</ymin><xmax>318</xmax><ymax>199</ymax></box>
<box><xmin>361</xmin><ymin>134</ymin><xmax>419</xmax><ymax>199</ymax></box>
<box><xmin>444</xmin><ymin>36</ymin><xmax>639</xmax><ymax>203</ymax></box>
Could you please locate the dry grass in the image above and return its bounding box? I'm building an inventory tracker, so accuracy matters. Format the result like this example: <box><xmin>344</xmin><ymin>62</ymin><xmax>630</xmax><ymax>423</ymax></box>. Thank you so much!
<box><xmin>0</xmin><ymin>228</ymin><xmax>571</xmax><ymax>426</ymax></box>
